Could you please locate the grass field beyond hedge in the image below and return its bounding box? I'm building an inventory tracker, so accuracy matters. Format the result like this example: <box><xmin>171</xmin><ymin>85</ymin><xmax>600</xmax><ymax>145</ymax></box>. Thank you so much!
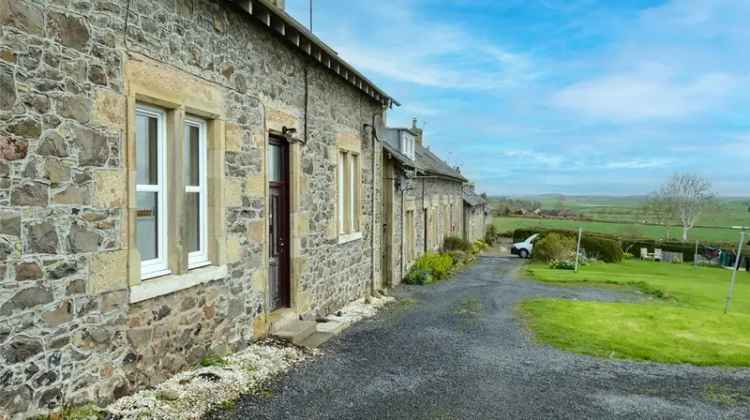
<box><xmin>494</xmin><ymin>216</ymin><xmax>741</xmax><ymax>243</ymax></box>
<box><xmin>521</xmin><ymin>260</ymin><xmax>750</xmax><ymax>366</ymax></box>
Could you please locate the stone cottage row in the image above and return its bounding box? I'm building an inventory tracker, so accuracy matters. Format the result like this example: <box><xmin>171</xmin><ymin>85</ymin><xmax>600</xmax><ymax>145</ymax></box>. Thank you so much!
<box><xmin>0</xmin><ymin>0</ymin><xmax>488</xmax><ymax>417</ymax></box>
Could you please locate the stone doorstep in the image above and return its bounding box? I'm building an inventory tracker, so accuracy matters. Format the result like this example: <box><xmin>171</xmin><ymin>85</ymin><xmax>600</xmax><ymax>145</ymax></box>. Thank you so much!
<box><xmin>316</xmin><ymin>319</ymin><xmax>350</xmax><ymax>335</ymax></box>
<box><xmin>268</xmin><ymin>308</ymin><xmax>298</xmax><ymax>334</ymax></box>
<box><xmin>297</xmin><ymin>320</ymin><xmax>350</xmax><ymax>349</ymax></box>
<box><xmin>297</xmin><ymin>331</ymin><xmax>334</xmax><ymax>349</ymax></box>
<box><xmin>271</xmin><ymin>320</ymin><xmax>317</xmax><ymax>346</ymax></box>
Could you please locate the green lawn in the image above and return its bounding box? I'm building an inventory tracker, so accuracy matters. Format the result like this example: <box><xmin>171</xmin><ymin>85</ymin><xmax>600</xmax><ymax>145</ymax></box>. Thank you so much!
<box><xmin>494</xmin><ymin>216</ymin><xmax>742</xmax><ymax>243</ymax></box>
<box><xmin>520</xmin><ymin>260</ymin><xmax>750</xmax><ymax>366</ymax></box>
<box><xmin>495</xmin><ymin>195</ymin><xmax>750</xmax><ymax>226</ymax></box>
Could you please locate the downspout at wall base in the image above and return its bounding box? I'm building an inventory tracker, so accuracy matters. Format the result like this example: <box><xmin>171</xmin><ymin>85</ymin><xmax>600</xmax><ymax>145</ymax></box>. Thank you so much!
<box><xmin>400</xmin><ymin>187</ymin><xmax>405</xmax><ymax>282</ymax></box>
<box><xmin>368</xmin><ymin>110</ymin><xmax>383</xmax><ymax>296</ymax></box>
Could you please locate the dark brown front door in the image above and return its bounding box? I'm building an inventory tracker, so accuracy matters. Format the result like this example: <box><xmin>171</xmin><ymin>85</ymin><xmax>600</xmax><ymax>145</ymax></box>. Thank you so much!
<box><xmin>268</xmin><ymin>136</ymin><xmax>290</xmax><ymax>310</ymax></box>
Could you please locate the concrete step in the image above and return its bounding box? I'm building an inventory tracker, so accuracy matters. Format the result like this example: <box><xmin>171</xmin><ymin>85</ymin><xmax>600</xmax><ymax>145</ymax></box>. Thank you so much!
<box><xmin>316</xmin><ymin>319</ymin><xmax>350</xmax><ymax>335</ymax></box>
<box><xmin>297</xmin><ymin>331</ymin><xmax>335</xmax><ymax>349</ymax></box>
<box><xmin>296</xmin><ymin>320</ymin><xmax>350</xmax><ymax>349</ymax></box>
<box><xmin>271</xmin><ymin>320</ymin><xmax>317</xmax><ymax>346</ymax></box>
<box><xmin>269</xmin><ymin>309</ymin><xmax>298</xmax><ymax>334</ymax></box>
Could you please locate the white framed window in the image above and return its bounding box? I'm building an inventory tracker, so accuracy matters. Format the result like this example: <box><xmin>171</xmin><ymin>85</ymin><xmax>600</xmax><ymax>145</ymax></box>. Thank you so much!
<box><xmin>400</xmin><ymin>132</ymin><xmax>415</xmax><ymax>160</ymax></box>
<box><xmin>349</xmin><ymin>153</ymin><xmax>360</xmax><ymax>232</ymax></box>
<box><xmin>135</xmin><ymin>105</ymin><xmax>169</xmax><ymax>279</ymax></box>
<box><xmin>185</xmin><ymin>116</ymin><xmax>209</xmax><ymax>269</ymax></box>
<box><xmin>338</xmin><ymin>150</ymin><xmax>361</xmax><ymax>235</ymax></box>
<box><xmin>338</xmin><ymin>152</ymin><xmax>345</xmax><ymax>235</ymax></box>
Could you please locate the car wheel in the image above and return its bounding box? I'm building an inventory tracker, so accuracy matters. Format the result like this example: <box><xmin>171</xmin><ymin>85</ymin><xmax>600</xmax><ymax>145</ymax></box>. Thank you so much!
<box><xmin>519</xmin><ymin>249</ymin><xmax>529</xmax><ymax>259</ymax></box>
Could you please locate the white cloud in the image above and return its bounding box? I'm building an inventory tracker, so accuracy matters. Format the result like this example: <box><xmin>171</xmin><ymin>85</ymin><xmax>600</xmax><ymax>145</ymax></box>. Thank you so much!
<box><xmin>305</xmin><ymin>1</ymin><xmax>537</xmax><ymax>91</ymax></box>
<box><xmin>499</xmin><ymin>149</ymin><xmax>674</xmax><ymax>172</ymax></box>
<box><xmin>603</xmin><ymin>159</ymin><xmax>673</xmax><ymax>169</ymax></box>
<box><xmin>500</xmin><ymin>149</ymin><xmax>565</xmax><ymax>168</ymax></box>
<box><xmin>551</xmin><ymin>71</ymin><xmax>736</xmax><ymax>122</ymax></box>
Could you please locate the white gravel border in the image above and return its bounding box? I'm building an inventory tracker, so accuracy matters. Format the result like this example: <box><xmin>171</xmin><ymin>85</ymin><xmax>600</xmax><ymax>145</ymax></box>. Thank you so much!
<box><xmin>106</xmin><ymin>296</ymin><xmax>395</xmax><ymax>419</ymax></box>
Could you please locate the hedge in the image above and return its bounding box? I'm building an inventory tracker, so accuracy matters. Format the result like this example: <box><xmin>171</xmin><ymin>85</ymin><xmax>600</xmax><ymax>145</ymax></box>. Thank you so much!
<box><xmin>513</xmin><ymin>227</ymin><xmax>747</xmax><ymax>263</ymax></box>
<box><xmin>512</xmin><ymin>228</ymin><xmax>623</xmax><ymax>263</ymax></box>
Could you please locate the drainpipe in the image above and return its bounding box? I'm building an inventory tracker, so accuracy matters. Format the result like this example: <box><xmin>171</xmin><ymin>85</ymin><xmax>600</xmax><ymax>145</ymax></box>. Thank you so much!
<box><xmin>400</xmin><ymin>186</ymin><xmax>405</xmax><ymax>282</ymax></box>
<box><xmin>367</xmin><ymin>111</ymin><xmax>382</xmax><ymax>296</ymax></box>
<box><xmin>422</xmin><ymin>177</ymin><xmax>426</xmax><ymax>253</ymax></box>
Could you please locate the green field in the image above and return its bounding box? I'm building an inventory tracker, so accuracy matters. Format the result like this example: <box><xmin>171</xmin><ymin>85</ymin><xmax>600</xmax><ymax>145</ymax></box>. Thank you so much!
<box><xmin>491</xmin><ymin>195</ymin><xmax>750</xmax><ymax>244</ymax></box>
<box><xmin>502</xmin><ymin>195</ymin><xmax>750</xmax><ymax>226</ymax></box>
<box><xmin>494</xmin><ymin>216</ymin><xmax>743</xmax><ymax>243</ymax></box>
<box><xmin>520</xmin><ymin>260</ymin><xmax>750</xmax><ymax>366</ymax></box>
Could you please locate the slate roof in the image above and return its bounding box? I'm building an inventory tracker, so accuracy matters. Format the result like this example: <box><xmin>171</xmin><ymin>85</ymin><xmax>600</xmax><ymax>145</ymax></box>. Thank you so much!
<box><xmin>415</xmin><ymin>143</ymin><xmax>466</xmax><ymax>182</ymax></box>
<box><xmin>226</xmin><ymin>0</ymin><xmax>397</xmax><ymax>107</ymax></box>
<box><xmin>463</xmin><ymin>190</ymin><xmax>487</xmax><ymax>207</ymax></box>
<box><xmin>383</xmin><ymin>140</ymin><xmax>416</xmax><ymax>168</ymax></box>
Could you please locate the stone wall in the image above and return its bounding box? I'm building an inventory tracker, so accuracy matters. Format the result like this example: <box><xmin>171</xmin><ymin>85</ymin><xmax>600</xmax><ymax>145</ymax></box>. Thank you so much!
<box><xmin>0</xmin><ymin>0</ymin><xmax>383</xmax><ymax>417</ymax></box>
<box><xmin>464</xmin><ymin>205</ymin><xmax>488</xmax><ymax>243</ymax></box>
<box><xmin>383</xmin><ymin>168</ymin><xmax>464</xmax><ymax>286</ymax></box>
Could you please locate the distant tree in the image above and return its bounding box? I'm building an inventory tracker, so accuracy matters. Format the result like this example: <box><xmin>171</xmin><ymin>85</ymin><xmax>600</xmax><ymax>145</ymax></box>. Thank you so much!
<box><xmin>642</xmin><ymin>189</ymin><xmax>676</xmax><ymax>240</ymax></box>
<box><xmin>661</xmin><ymin>173</ymin><xmax>716</xmax><ymax>241</ymax></box>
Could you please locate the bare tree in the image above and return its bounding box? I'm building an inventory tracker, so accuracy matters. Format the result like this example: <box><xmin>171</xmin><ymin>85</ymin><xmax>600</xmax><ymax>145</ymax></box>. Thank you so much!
<box><xmin>661</xmin><ymin>173</ymin><xmax>715</xmax><ymax>241</ymax></box>
<box><xmin>641</xmin><ymin>190</ymin><xmax>676</xmax><ymax>240</ymax></box>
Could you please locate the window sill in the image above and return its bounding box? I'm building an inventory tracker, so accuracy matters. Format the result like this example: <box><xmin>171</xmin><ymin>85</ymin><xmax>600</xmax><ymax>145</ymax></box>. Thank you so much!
<box><xmin>130</xmin><ymin>264</ymin><xmax>228</xmax><ymax>304</ymax></box>
<box><xmin>338</xmin><ymin>231</ymin><xmax>363</xmax><ymax>244</ymax></box>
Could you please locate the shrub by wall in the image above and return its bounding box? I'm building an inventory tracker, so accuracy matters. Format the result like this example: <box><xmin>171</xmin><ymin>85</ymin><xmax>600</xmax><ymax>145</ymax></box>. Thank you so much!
<box><xmin>581</xmin><ymin>236</ymin><xmax>623</xmax><ymax>263</ymax></box>
<box><xmin>532</xmin><ymin>233</ymin><xmax>576</xmax><ymax>263</ymax></box>
<box><xmin>513</xmin><ymin>228</ymin><xmax>623</xmax><ymax>263</ymax></box>
<box><xmin>484</xmin><ymin>225</ymin><xmax>498</xmax><ymax>245</ymax></box>
<box><xmin>413</xmin><ymin>253</ymin><xmax>454</xmax><ymax>281</ymax></box>
<box><xmin>443</xmin><ymin>236</ymin><xmax>473</xmax><ymax>253</ymax></box>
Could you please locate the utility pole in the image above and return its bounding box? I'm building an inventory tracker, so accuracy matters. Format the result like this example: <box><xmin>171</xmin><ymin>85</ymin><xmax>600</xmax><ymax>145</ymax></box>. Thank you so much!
<box><xmin>724</xmin><ymin>231</ymin><xmax>745</xmax><ymax>314</ymax></box>
<box><xmin>574</xmin><ymin>228</ymin><xmax>583</xmax><ymax>272</ymax></box>
<box><xmin>309</xmin><ymin>0</ymin><xmax>313</xmax><ymax>32</ymax></box>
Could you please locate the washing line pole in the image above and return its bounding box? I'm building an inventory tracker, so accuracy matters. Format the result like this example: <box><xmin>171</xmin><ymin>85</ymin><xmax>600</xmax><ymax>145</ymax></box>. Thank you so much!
<box><xmin>574</xmin><ymin>227</ymin><xmax>583</xmax><ymax>272</ymax></box>
<box><xmin>724</xmin><ymin>231</ymin><xmax>745</xmax><ymax>314</ymax></box>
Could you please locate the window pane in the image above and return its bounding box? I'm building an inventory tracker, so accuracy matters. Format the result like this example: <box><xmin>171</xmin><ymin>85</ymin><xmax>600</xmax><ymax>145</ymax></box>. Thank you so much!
<box><xmin>136</xmin><ymin>114</ymin><xmax>159</xmax><ymax>185</ymax></box>
<box><xmin>185</xmin><ymin>192</ymin><xmax>200</xmax><ymax>253</ymax></box>
<box><xmin>185</xmin><ymin>124</ymin><xmax>200</xmax><ymax>186</ymax></box>
<box><xmin>349</xmin><ymin>155</ymin><xmax>356</xmax><ymax>231</ymax></box>
<box><xmin>136</xmin><ymin>192</ymin><xmax>159</xmax><ymax>261</ymax></box>
<box><xmin>268</xmin><ymin>144</ymin><xmax>281</xmax><ymax>182</ymax></box>
<box><xmin>338</xmin><ymin>152</ymin><xmax>345</xmax><ymax>233</ymax></box>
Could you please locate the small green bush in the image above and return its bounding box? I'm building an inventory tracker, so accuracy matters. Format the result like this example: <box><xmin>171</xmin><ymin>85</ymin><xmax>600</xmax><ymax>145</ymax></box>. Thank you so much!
<box><xmin>549</xmin><ymin>259</ymin><xmax>576</xmax><ymax>270</ymax></box>
<box><xmin>413</xmin><ymin>252</ymin><xmax>454</xmax><ymax>281</ymax></box>
<box><xmin>446</xmin><ymin>250</ymin><xmax>468</xmax><ymax>265</ymax></box>
<box><xmin>532</xmin><ymin>233</ymin><xmax>576</xmax><ymax>263</ymax></box>
<box><xmin>404</xmin><ymin>268</ymin><xmax>434</xmax><ymax>285</ymax></box>
<box><xmin>200</xmin><ymin>353</ymin><xmax>227</xmax><ymax>367</ymax></box>
<box><xmin>443</xmin><ymin>236</ymin><xmax>473</xmax><ymax>253</ymax></box>
<box><xmin>581</xmin><ymin>237</ymin><xmax>623</xmax><ymax>263</ymax></box>
<box><xmin>484</xmin><ymin>225</ymin><xmax>498</xmax><ymax>245</ymax></box>
<box><xmin>473</xmin><ymin>240</ymin><xmax>488</xmax><ymax>253</ymax></box>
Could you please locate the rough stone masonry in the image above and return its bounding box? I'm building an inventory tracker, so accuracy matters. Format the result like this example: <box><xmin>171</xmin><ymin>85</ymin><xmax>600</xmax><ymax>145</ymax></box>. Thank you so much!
<box><xmin>0</xmin><ymin>0</ymin><xmax>386</xmax><ymax>417</ymax></box>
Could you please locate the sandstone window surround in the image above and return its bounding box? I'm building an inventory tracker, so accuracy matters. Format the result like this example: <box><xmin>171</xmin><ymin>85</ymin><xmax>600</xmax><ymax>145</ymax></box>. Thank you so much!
<box><xmin>335</xmin><ymin>132</ymin><xmax>363</xmax><ymax>244</ymax></box>
<box><xmin>405</xmin><ymin>209</ymin><xmax>415</xmax><ymax>264</ymax></box>
<box><xmin>125</xmin><ymin>57</ymin><xmax>227</xmax><ymax>303</ymax></box>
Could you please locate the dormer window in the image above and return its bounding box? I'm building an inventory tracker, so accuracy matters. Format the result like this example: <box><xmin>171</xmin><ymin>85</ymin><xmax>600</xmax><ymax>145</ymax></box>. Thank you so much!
<box><xmin>400</xmin><ymin>131</ymin><xmax>416</xmax><ymax>160</ymax></box>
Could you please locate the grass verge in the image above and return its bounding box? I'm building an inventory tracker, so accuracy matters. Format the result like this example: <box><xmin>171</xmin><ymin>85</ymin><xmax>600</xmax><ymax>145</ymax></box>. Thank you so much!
<box><xmin>520</xmin><ymin>259</ymin><xmax>750</xmax><ymax>366</ymax></box>
<box><xmin>519</xmin><ymin>298</ymin><xmax>750</xmax><ymax>366</ymax></box>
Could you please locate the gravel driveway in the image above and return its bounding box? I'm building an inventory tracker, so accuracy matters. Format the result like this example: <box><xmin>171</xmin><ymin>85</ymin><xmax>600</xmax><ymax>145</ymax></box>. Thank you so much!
<box><xmin>210</xmin><ymin>256</ymin><xmax>750</xmax><ymax>419</ymax></box>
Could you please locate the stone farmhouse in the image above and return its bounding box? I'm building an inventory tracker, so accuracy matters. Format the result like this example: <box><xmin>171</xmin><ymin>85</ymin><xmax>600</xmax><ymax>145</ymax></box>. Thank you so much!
<box><xmin>380</xmin><ymin>120</ymin><xmax>467</xmax><ymax>287</ymax></box>
<box><xmin>0</xmin><ymin>0</ymin><xmax>488</xmax><ymax>416</ymax></box>
<box><xmin>463</xmin><ymin>184</ymin><xmax>489</xmax><ymax>243</ymax></box>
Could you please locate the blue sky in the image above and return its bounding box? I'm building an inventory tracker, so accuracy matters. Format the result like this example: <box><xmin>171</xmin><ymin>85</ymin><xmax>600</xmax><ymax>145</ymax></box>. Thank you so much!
<box><xmin>286</xmin><ymin>0</ymin><xmax>750</xmax><ymax>196</ymax></box>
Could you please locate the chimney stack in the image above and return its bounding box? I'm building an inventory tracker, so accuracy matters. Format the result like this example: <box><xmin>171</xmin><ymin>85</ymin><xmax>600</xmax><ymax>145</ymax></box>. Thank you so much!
<box><xmin>412</xmin><ymin>118</ymin><xmax>423</xmax><ymax>146</ymax></box>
